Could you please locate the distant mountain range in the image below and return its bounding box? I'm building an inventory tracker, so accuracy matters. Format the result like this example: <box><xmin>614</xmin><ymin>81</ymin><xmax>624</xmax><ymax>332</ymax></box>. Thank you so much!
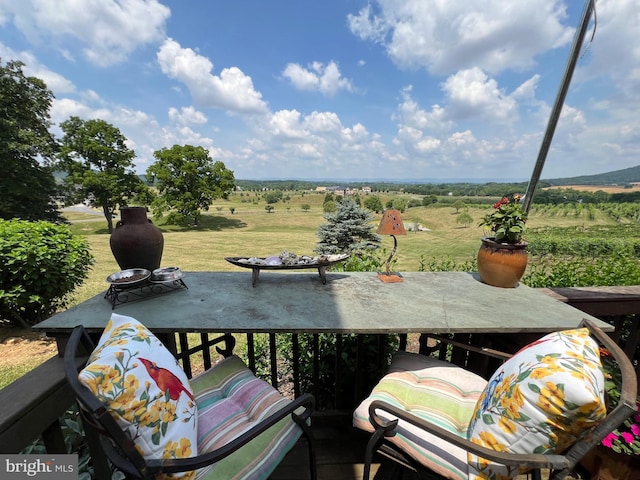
<box><xmin>53</xmin><ymin>164</ymin><xmax>640</xmax><ymax>187</ymax></box>
<box><xmin>235</xmin><ymin>165</ymin><xmax>640</xmax><ymax>186</ymax></box>
<box><xmin>545</xmin><ymin>165</ymin><xmax>640</xmax><ymax>186</ymax></box>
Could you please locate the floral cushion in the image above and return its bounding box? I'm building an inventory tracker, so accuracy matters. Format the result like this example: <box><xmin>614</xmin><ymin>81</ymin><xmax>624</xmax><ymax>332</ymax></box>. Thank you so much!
<box><xmin>78</xmin><ymin>313</ymin><xmax>197</xmax><ymax>480</ymax></box>
<box><xmin>467</xmin><ymin>327</ymin><xmax>606</xmax><ymax>480</ymax></box>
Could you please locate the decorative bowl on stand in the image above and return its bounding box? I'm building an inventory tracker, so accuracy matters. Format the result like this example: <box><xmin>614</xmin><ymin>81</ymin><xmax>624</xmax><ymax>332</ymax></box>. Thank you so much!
<box><xmin>225</xmin><ymin>253</ymin><xmax>349</xmax><ymax>287</ymax></box>
<box><xmin>151</xmin><ymin>267</ymin><xmax>185</xmax><ymax>283</ymax></box>
<box><xmin>106</xmin><ymin>268</ymin><xmax>151</xmax><ymax>288</ymax></box>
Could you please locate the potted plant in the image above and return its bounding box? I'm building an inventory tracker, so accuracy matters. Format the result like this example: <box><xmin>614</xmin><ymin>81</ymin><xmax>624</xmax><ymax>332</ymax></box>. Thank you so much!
<box><xmin>476</xmin><ymin>194</ymin><xmax>528</xmax><ymax>288</ymax></box>
<box><xmin>580</xmin><ymin>348</ymin><xmax>640</xmax><ymax>479</ymax></box>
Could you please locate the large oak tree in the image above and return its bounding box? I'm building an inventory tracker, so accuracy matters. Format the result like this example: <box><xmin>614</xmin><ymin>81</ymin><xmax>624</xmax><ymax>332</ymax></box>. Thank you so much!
<box><xmin>0</xmin><ymin>59</ymin><xmax>61</xmax><ymax>221</ymax></box>
<box><xmin>58</xmin><ymin>117</ymin><xmax>147</xmax><ymax>233</ymax></box>
<box><xmin>147</xmin><ymin>145</ymin><xmax>235</xmax><ymax>225</ymax></box>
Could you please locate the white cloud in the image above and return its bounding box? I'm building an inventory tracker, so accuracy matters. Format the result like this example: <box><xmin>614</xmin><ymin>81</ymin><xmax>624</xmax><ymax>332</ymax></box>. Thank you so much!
<box><xmin>341</xmin><ymin>123</ymin><xmax>369</xmax><ymax>143</ymax></box>
<box><xmin>347</xmin><ymin>4</ymin><xmax>388</xmax><ymax>44</ymax></box>
<box><xmin>173</xmin><ymin>126</ymin><xmax>214</xmax><ymax>148</ymax></box>
<box><xmin>394</xmin><ymin>68</ymin><xmax>529</xmax><ymax>143</ymax></box>
<box><xmin>282</xmin><ymin>60</ymin><xmax>355</xmax><ymax>96</ymax></box>
<box><xmin>221</xmin><ymin>108</ymin><xmax>400</xmax><ymax>179</ymax></box>
<box><xmin>303</xmin><ymin>111</ymin><xmax>342</xmax><ymax>133</ymax></box>
<box><xmin>396</xmin><ymin>126</ymin><xmax>440</xmax><ymax>153</ymax></box>
<box><xmin>157</xmin><ymin>38</ymin><xmax>268</xmax><ymax>114</ymax></box>
<box><xmin>168</xmin><ymin>106</ymin><xmax>208</xmax><ymax>125</ymax></box>
<box><xmin>0</xmin><ymin>42</ymin><xmax>75</xmax><ymax>93</ymax></box>
<box><xmin>442</xmin><ymin>67</ymin><xmax>518</xmax><ymax>123</ymax></box>
<box><xmin>348</xmin><ymin>0</ymin><xmax>573</xmax><ymax>75</ymax></box>
<box><xmin>50</xmin><ymin>98</ymin><xmax>100</xmax><ymax>127</ymax></box>
<box><xmin>281</xmin><ymin>64</ymin><xmax>318</xmax><ymax>91</ymax></box>
<box><xmin>512</xmin><ymin>75</ymin><xmax>540</xmax><ymax>101</ymax></box>
<box><xmin>268</xmin><ymin>110</ymin><xmax>307</xmax><ymax>139</ymax></box>
<box><xmin>51</xmin><ymin>98</ymin><xmax>158</xmax><ymax>139</ymax></box>
<box><xmin>0</xmin><ymin>0</ymin><xmax>170</xmax><ymax>66</ymax></box>
<box><xmin>389</xmin><ymin>82</ymin><xmax>545</xmax><ymax>177</ymax></box>
<box><xmin>558</xmin><ymin>104</ymin><xmax>586</xmax><ymax>131</ymax></box>
<box><xmin>395</xmin><ymin>86</ymin><xmax>452</xmax><ymax>132</ymax></box>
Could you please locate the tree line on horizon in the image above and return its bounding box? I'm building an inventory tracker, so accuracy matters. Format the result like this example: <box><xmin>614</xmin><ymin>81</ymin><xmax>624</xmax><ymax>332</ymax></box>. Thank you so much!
<box><xmin>234</xmin><ymin>179</ymin><xmax>640</xmax><ymax>206</ymax></box>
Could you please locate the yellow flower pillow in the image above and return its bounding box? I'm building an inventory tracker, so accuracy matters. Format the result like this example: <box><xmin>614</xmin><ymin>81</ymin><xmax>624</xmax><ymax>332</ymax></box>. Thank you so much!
<box><xmin>78</xmin><ymin>313</ymin><xmax>197</xmax><ymax>479</ymax></box>
<box><xmin>467</xmin><ymin>328</ymin><xmax>606</xmax><ymax>480</ymax></box>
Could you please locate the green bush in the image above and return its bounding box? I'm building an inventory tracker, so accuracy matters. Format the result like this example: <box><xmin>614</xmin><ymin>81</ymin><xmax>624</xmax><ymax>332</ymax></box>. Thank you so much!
<box><xmin>522</xmin><ymin>253</ymin><xmax>640</xmax><ymax>288</ymax></box>
<box><xmin>0</xmin><ymin>219</ymin><xmax>94</xmax><ymax>326</ymax></box>
<box><xmin>331</xmin><ymin>248</ymin><xmax>385</xmax><ymax>272</ymax></box>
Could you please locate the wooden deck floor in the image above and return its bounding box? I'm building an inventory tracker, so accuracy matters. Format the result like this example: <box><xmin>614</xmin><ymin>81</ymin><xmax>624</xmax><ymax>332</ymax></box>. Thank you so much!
<box><xmin>272</xmin><ymin>412</ymin><xmax>442</xmax><ymax>480</ymax></box>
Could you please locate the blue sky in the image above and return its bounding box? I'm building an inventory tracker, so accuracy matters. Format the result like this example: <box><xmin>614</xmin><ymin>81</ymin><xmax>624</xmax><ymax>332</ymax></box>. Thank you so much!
<box><xmin>1</xmin><ymin>0</ymin><xmax>638</xmax><ymax>181</ymax></box>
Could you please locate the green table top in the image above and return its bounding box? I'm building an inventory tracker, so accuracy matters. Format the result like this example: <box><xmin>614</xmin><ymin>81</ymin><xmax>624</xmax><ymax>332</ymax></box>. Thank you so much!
<box><xmin>34</xmin><ymin>271</ymin><xmax>610</xmax><ymax>335</ymax></box>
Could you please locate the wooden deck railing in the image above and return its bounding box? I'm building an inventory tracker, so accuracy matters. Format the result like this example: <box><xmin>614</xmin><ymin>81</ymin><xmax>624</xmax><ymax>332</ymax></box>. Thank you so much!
<box><xmin>1</xmin><ymin>286</ymin><xmax>638</xmax><ymax>469</ymax></box>
<box><xmin>539</xmin><ymin>285</ymin><xmax>640</xmax><ymax>363</ymax></box>
<box><xmin>0</xmin><ymin>354</ymin><xmax>87</xmax><ymax>453</ymax></box>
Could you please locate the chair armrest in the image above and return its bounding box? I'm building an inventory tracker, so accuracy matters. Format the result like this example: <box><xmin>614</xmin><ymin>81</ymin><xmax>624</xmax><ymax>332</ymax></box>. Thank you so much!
<box><xmin>368</xmin><ymin>400</ymin><xmax>571</xmax><ymax>471</ymax></box>
<box><xmin>146</xmin><ymin>393</ymin><xmax>315</xmax><ymax>475</ymax></box>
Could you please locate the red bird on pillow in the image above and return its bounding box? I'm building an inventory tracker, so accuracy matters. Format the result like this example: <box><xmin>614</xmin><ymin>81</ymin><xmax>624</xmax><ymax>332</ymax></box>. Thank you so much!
<box><xmin>139</xmin><ymin>358</ymin><xmax>194</xmax><ymax>401</ymax></box>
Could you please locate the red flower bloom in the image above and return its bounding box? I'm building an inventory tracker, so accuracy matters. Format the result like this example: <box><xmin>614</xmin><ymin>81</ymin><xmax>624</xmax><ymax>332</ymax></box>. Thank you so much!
<box><xmin>493</xmin><ymin>197</ymin><xmax>509</xmax><ymax>209</ymax></box>
<box><xmin>480</xmin><ymin>194</ymin><xmax>527</xmax><ymax>244</ymax></box>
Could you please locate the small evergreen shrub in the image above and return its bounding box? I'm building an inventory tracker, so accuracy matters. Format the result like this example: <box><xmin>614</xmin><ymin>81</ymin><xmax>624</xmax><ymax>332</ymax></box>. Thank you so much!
<box><xmin>316</xmin><ymin>198</ymin><xmax>380</xmax><ymax>254</ymax></box>
<box><xmin>0</xmin><ymin>219</ymin><xmax>94</xmax><ymax>326</ymax></box>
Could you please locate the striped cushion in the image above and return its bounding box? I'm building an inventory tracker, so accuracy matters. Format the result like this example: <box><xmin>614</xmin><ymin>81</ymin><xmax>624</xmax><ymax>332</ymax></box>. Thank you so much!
<box><xmin>353</xmin><ymin>351</ymin><xmax>487</xmax><ymax>480</ymax></box>
<box><xmin>191</xmin><ymin>356</ymin><xmax>303</xmax><ymax>480</ymax></box>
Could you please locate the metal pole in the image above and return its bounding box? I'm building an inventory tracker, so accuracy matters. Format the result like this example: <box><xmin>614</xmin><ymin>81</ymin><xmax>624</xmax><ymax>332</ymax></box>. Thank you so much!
<box><xmin>522</xmin><ymin>0</ymin><xmax>595</xmax><ymax>214</ymax></box>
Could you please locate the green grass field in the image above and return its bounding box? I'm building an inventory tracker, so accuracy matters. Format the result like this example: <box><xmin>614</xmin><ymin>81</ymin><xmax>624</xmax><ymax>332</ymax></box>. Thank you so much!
<box><xmin>66</xmin><ymin>191</ymin><xmax>620</xmax><ymax>305</ymax></box>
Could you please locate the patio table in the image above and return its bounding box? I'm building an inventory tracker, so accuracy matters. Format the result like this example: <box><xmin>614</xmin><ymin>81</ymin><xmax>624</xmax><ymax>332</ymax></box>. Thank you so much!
<box><xmin>35</xmin><ymin>271</ymin><xmax>611</xmax><ymax>354</ymax></box>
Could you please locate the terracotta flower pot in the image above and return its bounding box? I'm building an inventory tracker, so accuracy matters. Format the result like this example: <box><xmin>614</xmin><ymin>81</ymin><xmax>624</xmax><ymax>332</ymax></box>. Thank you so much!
<box><xmin>476</xmin><ymin>236</ymin><xmax>528</xmax><ymax>288</ymax></box>
<box><xmin>109</xmin><ymin>207</ymin><xmax>164</xmax><ymax>272</ymax></box>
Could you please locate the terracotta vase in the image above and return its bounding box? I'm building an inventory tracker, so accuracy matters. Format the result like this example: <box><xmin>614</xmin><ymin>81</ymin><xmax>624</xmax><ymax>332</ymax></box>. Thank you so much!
<box><xmin>580</xmin><ymin>446</ymin><xmax>640</xmax><ymax>480</ymax></box>
<box><xmin>109</xmin><ymin>207</ymin><xmax>164</xmax><ymax>272</ymax></box>
<box><xmin>476</xmin><ymin>236</ymin><xmax>528</xmax><ymax>288</ymax></box>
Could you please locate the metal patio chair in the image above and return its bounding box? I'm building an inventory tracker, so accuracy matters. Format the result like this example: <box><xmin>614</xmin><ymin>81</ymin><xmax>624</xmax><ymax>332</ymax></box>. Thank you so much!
<box><xmin>65</xmin><ymin>324</ymin><xmax>317</xmax><ymax>480</ymax></box>
<box><xmin>354</xmin><ymin>319</ymin><xmax>637</xmax><ymax>480</ymax></box>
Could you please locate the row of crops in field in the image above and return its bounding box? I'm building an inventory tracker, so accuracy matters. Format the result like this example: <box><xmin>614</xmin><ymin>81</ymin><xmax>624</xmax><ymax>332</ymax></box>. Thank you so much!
<box><xmin>527</xmin><ymin>224</ymin><xmax>640</xmax><ymax>258</ymax></box>
<box><xmin>532</xmin><ymin>202</ymin><xmax>640</xmax><ymax>223</ymax></box>
<box><xmin>520</xmin><ymin>203</ymin><xmax>640</xmax><ymax>287</ymax></box>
